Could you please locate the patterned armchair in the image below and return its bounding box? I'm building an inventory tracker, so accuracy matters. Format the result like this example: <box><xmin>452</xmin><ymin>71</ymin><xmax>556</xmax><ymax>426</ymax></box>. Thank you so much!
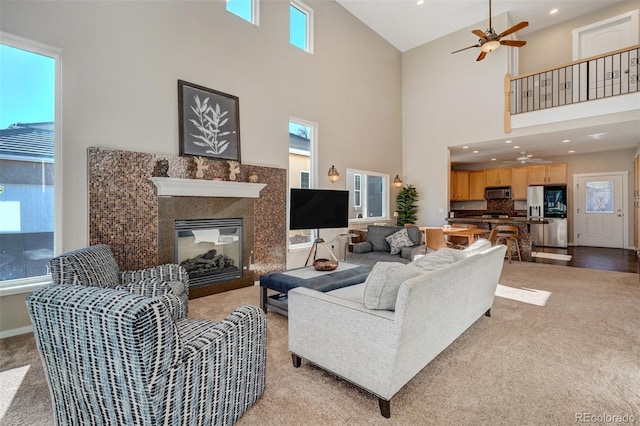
<box><xmin>48</xmin><ymin>244</ymin><xmax>189</xmax><ymax>319</ymax></box>
<box><xmin>26</xmin><ymin>284</ymin><xmax>267</xmax><ymax>425</ymax></box>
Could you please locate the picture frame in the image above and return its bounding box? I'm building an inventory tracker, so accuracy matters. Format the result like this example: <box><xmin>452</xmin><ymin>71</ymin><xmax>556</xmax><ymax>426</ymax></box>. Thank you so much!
<box><xmin>178</xmin><ymin>80</ymin><xmax>241</xmax><ymax>162</ymax></box>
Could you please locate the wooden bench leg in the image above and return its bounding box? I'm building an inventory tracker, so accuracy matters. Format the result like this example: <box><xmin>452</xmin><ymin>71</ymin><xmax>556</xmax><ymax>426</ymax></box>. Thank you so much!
<box><xmin>485</xmin><ymin>308</ymin><xmax>491</xmax><ymax>317</ymax></box>
<box><xmin>292</xmin><ymin>354</ymin><xmax>302</xmax><ymax>368</ymax></box>
<box><xmin>378</xmin><ymin>398</ymin><xmax>391</xmax><ymax>418</ymax></box>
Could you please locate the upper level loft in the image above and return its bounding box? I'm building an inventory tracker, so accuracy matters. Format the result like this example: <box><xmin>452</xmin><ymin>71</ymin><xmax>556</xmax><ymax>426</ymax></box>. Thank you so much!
<box><xmin>504</xmin><ymin>44</ymin><xmax>640</xmax><ymax>133</ymax></box>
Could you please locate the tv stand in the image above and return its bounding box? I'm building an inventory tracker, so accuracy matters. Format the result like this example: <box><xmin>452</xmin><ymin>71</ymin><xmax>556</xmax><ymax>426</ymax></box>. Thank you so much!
<box><xmin>304</xmin><ymin>236</ymin><xmax>339</xmax><ymax>267</ymax></box>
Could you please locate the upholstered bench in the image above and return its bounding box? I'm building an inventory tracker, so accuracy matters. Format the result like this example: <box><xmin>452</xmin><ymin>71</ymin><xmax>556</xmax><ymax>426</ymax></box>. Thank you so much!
<box><xmin>260</xmin><ymin>262</ymin><xmax>371</xmax><ymax>316</ymax></box>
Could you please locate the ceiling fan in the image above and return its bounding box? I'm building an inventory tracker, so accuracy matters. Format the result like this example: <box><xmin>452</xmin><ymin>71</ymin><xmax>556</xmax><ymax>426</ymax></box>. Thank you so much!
<box><xmin>451</xmin><ymin>0</ymin><xmax>528</xmax><ymax>62</ymax></box>
<box><xmin>504</xmin><ymin>151</ymin><xmax>551</xmax><ymax>165</ymax></box>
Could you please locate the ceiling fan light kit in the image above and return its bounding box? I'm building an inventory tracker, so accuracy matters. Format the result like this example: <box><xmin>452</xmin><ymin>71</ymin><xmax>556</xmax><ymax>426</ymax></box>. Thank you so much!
<box><xmin>451</xmin><ymin>0</ymin><xmax>528</xmax><ymax>61</ymax></box>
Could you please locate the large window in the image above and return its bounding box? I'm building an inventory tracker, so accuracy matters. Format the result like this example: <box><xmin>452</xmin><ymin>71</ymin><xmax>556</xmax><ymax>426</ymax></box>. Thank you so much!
<box><xmin>226</xmin><ymin>0</ymin><xmax>259</xmax><ymax>25</ymax></box>
<box><xmin>290</xmin><ymin>0</ymin><xmax>313</xmax><ymax>53</ymax></box>
<box><xmin>346</xmin><ymin>169</ymin><xmax>389</xmax><ymax>222</ymax></box>
<box><xmin>288</xmin><ymin>119</ymin><xmax>315</xmax><ymax>246</ymax></box>
<box><xmin>0</xmin><ymin>33</ymin><xmax>61</xmax><ymax>290</ymax></box>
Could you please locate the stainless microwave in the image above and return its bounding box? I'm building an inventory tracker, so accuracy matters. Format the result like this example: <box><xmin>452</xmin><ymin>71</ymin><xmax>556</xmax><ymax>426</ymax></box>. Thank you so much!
<box><xmin>484</xmin><ymin>187</ymin><xmax>511</xmax><ymax>200</ymax></box>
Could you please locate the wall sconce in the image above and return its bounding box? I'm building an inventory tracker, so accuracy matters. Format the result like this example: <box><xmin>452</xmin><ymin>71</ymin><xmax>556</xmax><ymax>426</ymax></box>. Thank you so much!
<box><xmin>393</xmin><ymin>174</ymin><xmax>403</xmax><ymax>188</ymax></box>
<box><xmin>328</xmin><ymin>165</ymin><xmax>340</xmax><ymax>183</ymax></box>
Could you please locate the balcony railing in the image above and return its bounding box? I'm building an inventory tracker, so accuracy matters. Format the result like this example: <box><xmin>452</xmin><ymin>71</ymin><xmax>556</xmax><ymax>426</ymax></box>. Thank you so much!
<box><xmin>504</xmin><ymin>44</ymin><xmax>639</xmax><ymax>130</ymax></box>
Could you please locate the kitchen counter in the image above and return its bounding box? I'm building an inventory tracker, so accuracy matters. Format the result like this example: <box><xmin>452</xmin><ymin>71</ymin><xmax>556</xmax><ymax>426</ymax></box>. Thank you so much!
<box><xmin>446</xmin><ymin>217</ymin><xmax>547</xmax><ymax>261</ymax></box>
<box><xmin>447</xmin><ymin>217</ymin><xmax>548</xmax><ymax>225</ymax></box>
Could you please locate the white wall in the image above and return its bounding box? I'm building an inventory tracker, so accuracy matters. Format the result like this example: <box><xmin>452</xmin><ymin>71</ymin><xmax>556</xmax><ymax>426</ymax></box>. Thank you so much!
<box><xmin>520</xmin><ymin>2</ymin><xmax>640</xmax><ymax>75</ymax></box>
<box><xmin>402</xmin><ymin>14</ymin><xmax>511</xmax><ymax>226</ymax></box>
<box><xmin>0</xmin><ymin>0</ymin><xmax>402</xmax><ymax>334</ymax></box>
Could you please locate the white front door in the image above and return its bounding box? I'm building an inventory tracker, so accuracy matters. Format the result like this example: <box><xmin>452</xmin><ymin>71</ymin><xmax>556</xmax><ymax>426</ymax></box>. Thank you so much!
<box><xmin>574</xmin><ymin>173</ymin><xmax>627</xmax><ymax>248</ymax></box>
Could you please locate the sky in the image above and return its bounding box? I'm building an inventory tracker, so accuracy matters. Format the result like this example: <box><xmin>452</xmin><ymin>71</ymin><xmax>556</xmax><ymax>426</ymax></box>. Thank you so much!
<box><xmin>0</xmin><ymin>44</ymin><xmax>55</xmax><ymax>129</ymax></box>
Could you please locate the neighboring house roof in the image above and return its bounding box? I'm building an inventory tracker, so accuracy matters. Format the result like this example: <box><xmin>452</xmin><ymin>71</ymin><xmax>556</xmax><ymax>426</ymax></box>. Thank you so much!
<box><xmin>0</xmin><ymin>122</ymin><xmax>54</xmax><ymax>160</ymax></box>
<box><xmin>289</xmin><ymin>133</ymin><xmax>310</xmax><ymax>153</ymax></box>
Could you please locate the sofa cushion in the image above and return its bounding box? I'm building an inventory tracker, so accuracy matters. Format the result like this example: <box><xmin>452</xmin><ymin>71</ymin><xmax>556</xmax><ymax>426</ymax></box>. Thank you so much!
<box><xmin>464</xmin><ymin>238</ymin><xmax>492</xmax><ymax>254</ymax></box>
<box><xmin>409</xmin><ymin>249</ymin><xmax>458</xmax><ymax>271</ymax></box>
<box><xmin>367</xmin><ymin>225</ymin><xmax>422</xmax><ymax>252</ymax></box>
<box><xmin>366</xmin><ymin>226</ymin><xmax>397</xmax><ymax>252</ymax></box>
<box><xmin>363</xmin><ymin>262</ymin><xmax>422</xmax><ymax>311</ymax></box>
<box><xmin>385</xmin><ymin>228</ymin><xmax>414</xmax><ymax>255</ymax></box>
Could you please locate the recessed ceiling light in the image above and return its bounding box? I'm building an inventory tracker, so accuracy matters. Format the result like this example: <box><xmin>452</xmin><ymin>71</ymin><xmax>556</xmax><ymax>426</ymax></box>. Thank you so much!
<box><xmin>513</xmin><ymin>145</ymin><xmax>520</xmax><ymax>149</ymax></box>
<box><xmin>473</xmin><ymin>150</ymin><xmax>479</xmax><ymax>154</ymax></box>
<box><xmin>491</xmin><ymin>158</ymin><xmax>497</xmax><ymax>161</ymax></box>
<box><xmin>562</xmin><ymin>139</ymin><xmax>571</xmax><ymax>143</ymax></box>
<box><xmin>462</xmin><ymin>146</ymin><xmax>469</xmax><ymax>149</ymax></box>
<box><xmin>505</xmin><ymin>140</ymin><xmax>512</xmax><ymax>144</ymax></box>
<box><xmin>568</xmin><ymin>150</ymin><xmax>575</xmax><ymax>153</ymax></box>
<box><xmin>549</xmin><ymin>8</ymin><xmax>559</xmax><ymax>15</ymax></box>
<box><xmin>589</xmin><ymin>133</ymin><xmax>606</xmax><ymax>139</ymax></box>
<box><xmin>417</xmin><ymin>0</ymin><xmax>424</xmax><ymax>5</ymax></box>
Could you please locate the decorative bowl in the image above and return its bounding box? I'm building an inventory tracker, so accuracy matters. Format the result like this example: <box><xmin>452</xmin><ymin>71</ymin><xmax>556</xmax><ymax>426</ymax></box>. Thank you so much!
<box><xmin>313</xmin><ymin>258</ymin><xmax>338</xmax><ymax>271</ymax></box>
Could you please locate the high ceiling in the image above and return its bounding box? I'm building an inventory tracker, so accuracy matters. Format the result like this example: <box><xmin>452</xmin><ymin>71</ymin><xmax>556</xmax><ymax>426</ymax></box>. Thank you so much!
<box><xmin>335</xmin><ymin>0</ymin><xmax>627</xmax><ymax>53</ymax></box>
<box><xmin>335</xmin><ymin>0</ymin><xmax>639</xmax><ymax>165</ymax></box>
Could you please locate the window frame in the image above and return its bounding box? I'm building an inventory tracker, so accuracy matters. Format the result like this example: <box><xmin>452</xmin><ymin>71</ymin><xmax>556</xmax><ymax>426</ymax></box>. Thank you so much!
<box><xmin>353</xmin><ymin>173</ymin><xmax>361</xmax><ymax>208</ymax></box>
<box><xmin>346</xmin><ymin>168</ymin><xmax>390</xmax><ymax>223</ymax></box>
<box><xmin>0</xmin><ymin>32</ymin><xmax>62</xmax><ymax>295</ymax></box>
<box><xmin>225</xmin><ymin>0</ymin><xmax>260</xmax><ymax>26</ymax></box>
<box><xmin>290</xmin><ymin>0</ymin><xmax>314</xmax><ymax>54</ymax></box>
<box><xmin>288</xmin><ymin>117</ymin><xmax>318</xmax><ymax>249</ymax></box>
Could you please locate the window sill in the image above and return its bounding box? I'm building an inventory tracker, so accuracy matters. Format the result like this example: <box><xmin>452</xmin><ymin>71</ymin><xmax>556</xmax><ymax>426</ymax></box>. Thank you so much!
<box><xmin>0</xmin><ymin>278</ymin><xmax>51</xmax><ymax>297</ymax></box>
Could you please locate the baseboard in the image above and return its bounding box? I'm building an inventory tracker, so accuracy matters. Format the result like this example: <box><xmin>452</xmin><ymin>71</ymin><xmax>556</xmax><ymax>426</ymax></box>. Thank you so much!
<box><xmin>0</xmin><ymin>325</ymin><xmax>33</xmax><ymax>339</ymax></box>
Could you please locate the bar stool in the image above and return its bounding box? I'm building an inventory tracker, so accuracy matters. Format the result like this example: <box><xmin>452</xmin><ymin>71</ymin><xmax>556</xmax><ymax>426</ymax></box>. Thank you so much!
<box><xmin>494</xmin><ymin>225</ymin><xmax>521</xmax><ymax>263</ymax></box>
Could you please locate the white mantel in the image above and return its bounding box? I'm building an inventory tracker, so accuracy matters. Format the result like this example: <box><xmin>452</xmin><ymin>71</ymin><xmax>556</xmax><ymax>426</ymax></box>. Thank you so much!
<box><xmin>149</xmin><ymin>177</ymin><xmax>266</xmax><ymax>198</ymax></box>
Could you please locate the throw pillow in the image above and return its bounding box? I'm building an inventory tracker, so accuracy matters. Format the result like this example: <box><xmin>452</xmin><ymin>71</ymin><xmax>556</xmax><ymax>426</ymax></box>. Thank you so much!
<box><xmin>363</xmin><ymin>262</ymin><xmax>422</xmax><ymax>311</ymax></box>
<box><xmin>385</xmin><ymin>228</ymin><xmax>414</xmax><ymax>255</ymax></box>
<box><xmin>409</xmin><ymin>249</ymin><xmax>458</xmax><ymax>271</ymax></box>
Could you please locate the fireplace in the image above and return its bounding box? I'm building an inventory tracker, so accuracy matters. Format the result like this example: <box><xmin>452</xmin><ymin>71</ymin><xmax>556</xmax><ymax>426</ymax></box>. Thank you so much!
<box><xmin>175</xmin><ymin>218</ymin><xmax>243</xmax><ymax>288</ymax></box>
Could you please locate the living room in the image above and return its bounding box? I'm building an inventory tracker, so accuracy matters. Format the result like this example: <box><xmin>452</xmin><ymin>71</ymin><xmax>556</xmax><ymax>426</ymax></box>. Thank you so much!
<box><xmin>1</xmin><ymin>0</ymin><xmax>639</xmax><ymax>423</ymax></box>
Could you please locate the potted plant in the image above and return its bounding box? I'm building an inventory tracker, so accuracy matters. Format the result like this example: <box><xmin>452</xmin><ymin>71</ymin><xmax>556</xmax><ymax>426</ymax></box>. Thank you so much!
<box><xmin>396</xmin><ymin>184</ymin><xmax>418</xmax><ymax>226</ymax></box>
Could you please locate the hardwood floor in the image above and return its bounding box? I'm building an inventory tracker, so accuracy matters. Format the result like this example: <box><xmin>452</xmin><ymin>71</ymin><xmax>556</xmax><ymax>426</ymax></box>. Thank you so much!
<box><xmin>531</xmin><ymin>246</ymin><xmax>639</xmax><ymax>274</ymax></box>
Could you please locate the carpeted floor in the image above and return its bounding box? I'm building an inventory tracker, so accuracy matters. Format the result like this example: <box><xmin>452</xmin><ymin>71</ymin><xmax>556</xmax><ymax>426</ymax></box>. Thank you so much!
<box><xmin>1</xmin><ymin>262</ymin><xmax>639</xmax><ymax>425</ymax></box>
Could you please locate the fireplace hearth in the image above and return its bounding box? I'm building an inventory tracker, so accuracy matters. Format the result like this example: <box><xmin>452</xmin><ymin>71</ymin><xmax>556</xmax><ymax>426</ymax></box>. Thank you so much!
<box><xmin>175</xmin><ymin>218</ymin><xmax>243</xmax><ymax>288</ymax></box>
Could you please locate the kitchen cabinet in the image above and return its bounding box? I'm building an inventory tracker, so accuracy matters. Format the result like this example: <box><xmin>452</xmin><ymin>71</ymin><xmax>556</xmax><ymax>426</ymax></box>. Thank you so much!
<box><xmin>451</xmin><ymin>170</ymin><xmax>469</xmax><ymax>201</ymax></box>
<box><xmin>511</xmin><ymin>167</ymin><xmax>529</xmax><ymax>200</ymax></box>
<box><xmin>528</xmin><ymin>164</ymin><xmax>567</xmax><ymax>185</ymax></box>
<box><xmin>485</xmin><ymin>168</ymin><xmax>511</xmax><ymax>186</ymax></box>
<box><xmin>469</xmin><ymin>170</ymin><xmax>486</xmax><ymax>200</ymax></box>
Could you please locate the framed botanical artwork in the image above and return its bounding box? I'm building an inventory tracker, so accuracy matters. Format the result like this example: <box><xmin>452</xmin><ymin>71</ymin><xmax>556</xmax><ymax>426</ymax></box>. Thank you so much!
<box><xmin>178</xmin><ymin>80</ymin><xmax>241</xmax><ymax>162</ymax></box>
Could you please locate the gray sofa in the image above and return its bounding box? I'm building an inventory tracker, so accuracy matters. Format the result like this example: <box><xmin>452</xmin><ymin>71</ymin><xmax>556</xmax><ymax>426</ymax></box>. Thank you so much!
<box><xmin>346</xmin><ymin>225</ymin><xmax>426</xmax><ymax>266</ymax></box>
<box><xmin>288</xmin><ymin>240</ymin><xmax>507</xmax><ymax>417</ymax></box>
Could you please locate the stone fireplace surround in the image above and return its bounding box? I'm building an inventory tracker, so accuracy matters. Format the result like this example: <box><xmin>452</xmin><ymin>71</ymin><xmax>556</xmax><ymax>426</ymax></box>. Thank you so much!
<box><xmin>88</xmin><ymin>147</ymin><xmax>286</xmax><ymax>297</ymax></box>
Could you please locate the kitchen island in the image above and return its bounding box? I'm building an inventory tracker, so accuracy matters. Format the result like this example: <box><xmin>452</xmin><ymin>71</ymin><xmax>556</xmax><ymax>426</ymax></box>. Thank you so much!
<box><xmin>446</xmin><ymin>217</ymin><xmax>547</xmax><ymax>262</ymax></box>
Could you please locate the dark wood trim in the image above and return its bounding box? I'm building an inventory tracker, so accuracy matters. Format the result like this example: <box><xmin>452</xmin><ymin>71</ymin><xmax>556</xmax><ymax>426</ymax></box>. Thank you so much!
<box><xmin>378</xmin><ymin>398</ymin><xmax>391</xmax><ymax>418</ymax></box>
<box><xmin>188</xmin><ymin>272</ymin><xmax>254</xmax><ymax>299</ymax></box>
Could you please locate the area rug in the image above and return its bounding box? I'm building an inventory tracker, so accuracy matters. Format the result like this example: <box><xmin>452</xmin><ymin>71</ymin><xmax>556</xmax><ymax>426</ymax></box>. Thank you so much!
<box><xmin>531</xmin><ymin>252</ymin><xmax>573</xmax><ymax>261</ymax></box>
<box><xmin>495</xmin><ymin>283</ymin><xmax>551</xmax><ymax>306</ymax></box>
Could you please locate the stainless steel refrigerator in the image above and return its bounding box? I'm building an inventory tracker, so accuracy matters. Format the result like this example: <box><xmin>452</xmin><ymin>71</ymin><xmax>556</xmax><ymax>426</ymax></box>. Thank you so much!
<box><xmin>527</xmin><ymin>185</ymin><xmax>568</xmax><ymax>248</ymax></box>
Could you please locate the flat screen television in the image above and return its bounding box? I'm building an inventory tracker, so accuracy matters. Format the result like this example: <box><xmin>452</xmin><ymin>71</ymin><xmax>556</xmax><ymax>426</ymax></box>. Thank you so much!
<box><xmin>289</xmin><ymin>189</ymin><xmax>349</xmax><ymax>230</ymax></box>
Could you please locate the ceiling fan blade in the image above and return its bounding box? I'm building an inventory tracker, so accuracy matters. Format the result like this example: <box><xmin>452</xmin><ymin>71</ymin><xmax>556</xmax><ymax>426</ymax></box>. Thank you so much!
<box><xmin>498</xmin><ymin>21</ymin><xmax>529</xmax><ymax>38</ymax></box>
<box><xmin>500</xmin><ymin>39</ymin><xmax>527</xmax><ymax>47</ymax></box>
<box><xmin>451</xmin><ymin>44</ymin><xmax>480</xmax><ymax>54</ymax></box>
<box><xmin>476</xmin><ymin>51</ymin><xmax>487</xmax><ymax>62</ymax></box>
<box><xmin>472</xmin><ymin>29</ymin><xmax>487</xmax><ymax>39</ymax></box>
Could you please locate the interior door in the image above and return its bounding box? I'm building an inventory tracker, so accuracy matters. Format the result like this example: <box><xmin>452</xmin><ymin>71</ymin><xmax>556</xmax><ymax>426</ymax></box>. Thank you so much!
<box><xmin>575</xmin><ymin>173</ymin><xmax>625</xmax><ymax>248</ymax></box>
